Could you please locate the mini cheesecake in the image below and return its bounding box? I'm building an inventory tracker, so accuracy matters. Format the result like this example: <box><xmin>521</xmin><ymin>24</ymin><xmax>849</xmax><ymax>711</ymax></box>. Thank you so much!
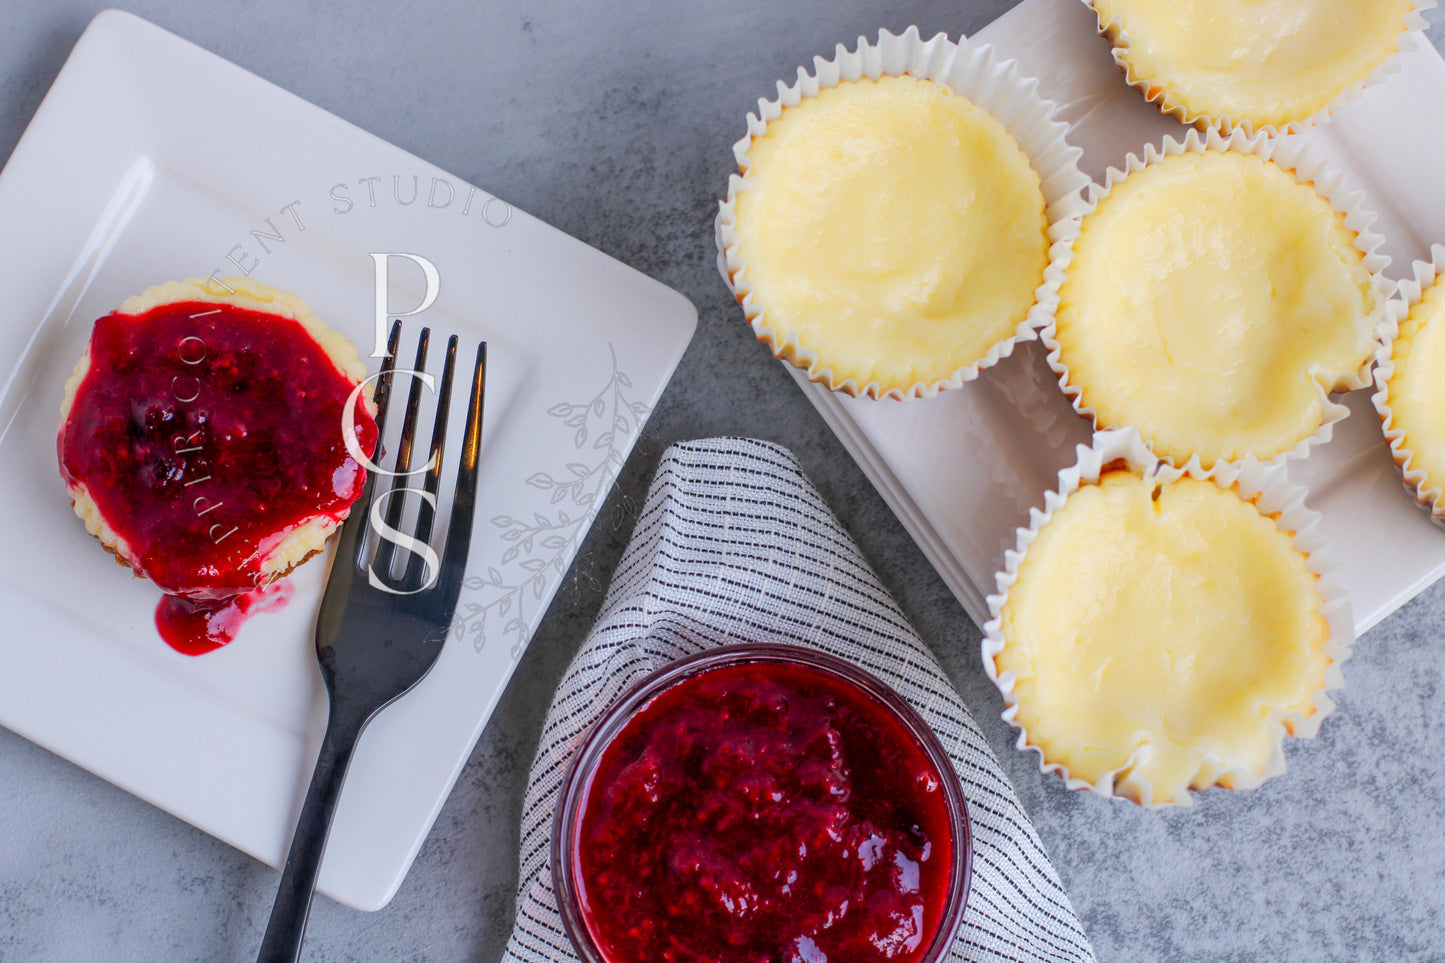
<box><xmin>994</xmin><ymin>469</ymin><xmax>1330</xmax><ymax>805</ymax></box>
<box><xmin>731</xmin><ymin>74</ymin><xmax>1049</xmax><ymax>395</ymax></box>
<box><xmin>1053</xmin><ymin>149</ymin><xmax>1377</xmax><ymax>467</ymax></box>
<box><xmin>58</xmin><ymin>277</ymin><xmax>378</xmax><ymax>615</ymax></box>
<box><xmin>1380</xmin><ymin>276</ymin><xmax>1445</xmax><ymax>519</ymax></box>
<box><xmin>1091</xmin><ymin>0</ymin><xmax>1415</xmax><ymax>131</ymax></box>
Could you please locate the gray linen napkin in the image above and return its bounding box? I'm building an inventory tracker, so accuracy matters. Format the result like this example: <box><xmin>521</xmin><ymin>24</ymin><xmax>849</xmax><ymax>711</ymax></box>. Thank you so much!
<box><xmin>502</xmin><ymin>437</ymin><xmax>1095</xmax><ymax>963</ymax></box>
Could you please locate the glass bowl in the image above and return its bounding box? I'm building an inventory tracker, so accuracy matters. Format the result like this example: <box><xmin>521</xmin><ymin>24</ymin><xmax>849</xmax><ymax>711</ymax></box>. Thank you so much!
<box><xmin>551</xmin><ymin>643</ymin><xmax>973</xmax><ymax>963</ymax></box>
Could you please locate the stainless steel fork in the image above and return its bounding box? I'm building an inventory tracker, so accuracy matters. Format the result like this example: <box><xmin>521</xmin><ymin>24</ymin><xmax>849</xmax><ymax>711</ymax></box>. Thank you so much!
<box><xmin>256</xmin><ymin>322</ymin><xmax>487</xmax><ymax>963</ymax></box>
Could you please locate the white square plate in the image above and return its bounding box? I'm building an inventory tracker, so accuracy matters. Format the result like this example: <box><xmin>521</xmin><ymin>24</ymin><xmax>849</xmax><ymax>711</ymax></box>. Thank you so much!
<box><xmin>797</xmin><ymin>0</ymin><xmax>1445</xmax><ymax>635</ymax></box>
<box><xmin>0</xmin><ymin>11</ymin><xmax>694</xmax><ymax>910</ymax></box>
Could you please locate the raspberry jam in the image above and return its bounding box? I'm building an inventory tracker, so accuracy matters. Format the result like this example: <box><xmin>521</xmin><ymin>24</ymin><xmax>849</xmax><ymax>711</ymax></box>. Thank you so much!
<box><xmin>560</xmin><ymin>647</ymin><xmax>968</xmax><ymax>963</ymax></box>
<box><xmin>153</xmin><ymin>580</ymin><xmax>296</xmax><ymax>656</ymax></box>
<box><xmin>58</xmin><ymin>298</ymin><xmax>377</xmax><ymax>654</ymax></box>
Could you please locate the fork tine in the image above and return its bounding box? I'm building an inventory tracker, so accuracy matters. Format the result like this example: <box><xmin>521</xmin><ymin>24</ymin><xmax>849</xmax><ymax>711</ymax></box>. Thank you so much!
<box><xmin>338</xmin><ymin>321</ymin><xmax>400</xmax><ymax>573</ymax></box>
<box><xmin>372</xmin><ymin>328</ymin><xmax>431</xmax><ymax>583</ymax></box>
<box><xmin>403</xmin><ymin>335</ymin><xmax>458</xmax><ymax>592</ymax></box>
<box><xmin>434</xmin><ymin>342</ymin><xmax>486</xmax><ymax>610</ymax></box>
<box><xmin>370</xmin><ymin>320</ymin><xmax>403</xmax><ymax>439</ymax></box>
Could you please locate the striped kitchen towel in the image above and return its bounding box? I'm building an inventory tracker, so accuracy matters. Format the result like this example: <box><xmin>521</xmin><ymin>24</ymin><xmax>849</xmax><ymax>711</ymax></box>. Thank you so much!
<box><xmin>502</xmin><ymin>437</ymin><xmax>1095</xmax><ymax>963</ymax></box>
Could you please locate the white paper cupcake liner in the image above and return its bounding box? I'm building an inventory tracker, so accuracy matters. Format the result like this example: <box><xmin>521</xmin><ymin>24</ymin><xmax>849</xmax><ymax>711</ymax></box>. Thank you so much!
<box><xmin>1085</xmin><ymin>0</ymin><xmax>1437</xmax><ymax>137</ymax></box>
<box><xmin>714</xmin><ymin>26</ymin><xmax>1091</xmax><ymax>401</ymax></box>
<box><xmin>981</xmin><ymin>427</ymin><xmax>1353</xmax><ymax>809</ymax></box>
<box><xmin>1039</xmin><ymin>126</ymin><xmax>1393</xmax><ymax>472</ymax></box>
<box><xmin>1372</xmin><ymin>243</ymin><xmax>1445</xmax><ymax>524</ymax></box>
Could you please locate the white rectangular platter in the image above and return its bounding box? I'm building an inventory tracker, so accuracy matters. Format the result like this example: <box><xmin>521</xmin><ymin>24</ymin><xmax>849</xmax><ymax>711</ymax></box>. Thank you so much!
<box><xmin>797</xmin><ymin>0</ymin><xmax>1445</xmax><ymax>635</ymax></box>
<box><xmin>0</xmin><ymin>11</ymin><xmax>695</xmax><ymax>911</ymax></box>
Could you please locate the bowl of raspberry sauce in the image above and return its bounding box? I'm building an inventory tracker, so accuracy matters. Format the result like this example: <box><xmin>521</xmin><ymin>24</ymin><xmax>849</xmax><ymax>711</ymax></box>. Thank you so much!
<box><xmin>552</xmin><ymin>644</ymin><xmax>972</xmax><ymax>963</ymax></box>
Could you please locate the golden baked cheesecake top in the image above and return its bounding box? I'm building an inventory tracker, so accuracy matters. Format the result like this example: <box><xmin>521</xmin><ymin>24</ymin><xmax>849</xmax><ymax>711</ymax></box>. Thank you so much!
<box><xmin>1383</xmin><ymin>278</ymin><xmax>1445</xmax><ymax>514</ymax></box>
<box><xmin>995</xmin><ymin>469</ymin><xmax>1330</xmax><ymax>805</ymax></box>
<box><xmin>731</xmin><ymin>74</ymin><xmax>1049</xmax><ymax>394</ymax></box>
<box><xmin>1053</xmin><ymin>149</ymin><xmax>1377</xmax><ymax>467</ymax></box>
<box><xmin>1092</xmin><ymin>0</ymin><xmax>1414</xmax><ymax>130</ymax></box>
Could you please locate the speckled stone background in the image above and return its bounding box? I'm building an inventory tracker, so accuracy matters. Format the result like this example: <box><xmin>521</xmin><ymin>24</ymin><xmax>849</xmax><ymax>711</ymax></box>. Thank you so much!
<box><xmin>3</xmin><ymin>2</ymin><xmax>1444</xmax><ymax>961</ymax></box>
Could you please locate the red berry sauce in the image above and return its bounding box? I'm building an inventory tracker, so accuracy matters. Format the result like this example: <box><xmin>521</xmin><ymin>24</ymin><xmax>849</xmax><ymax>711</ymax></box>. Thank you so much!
<box><xmin>154</xmin><ymin>580</ymin><xmax>296</xmax><ymax>656</ymax></box>
<box><xmin>576</xmin><ymin>660</ymin><xmax>956</xmax><ymax>963</ymax></box>
<box><xmin>58</xmin><ymin>298</ymin><xmax>377</xmax><ymax>655</ymax></box>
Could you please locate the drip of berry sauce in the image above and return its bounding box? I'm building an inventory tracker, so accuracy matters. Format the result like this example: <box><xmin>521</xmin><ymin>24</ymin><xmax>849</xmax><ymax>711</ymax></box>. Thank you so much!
<box><xmin>154</xmin><ymin>580</ymin><xmax>296</xmax><ymax>655</ymax></box>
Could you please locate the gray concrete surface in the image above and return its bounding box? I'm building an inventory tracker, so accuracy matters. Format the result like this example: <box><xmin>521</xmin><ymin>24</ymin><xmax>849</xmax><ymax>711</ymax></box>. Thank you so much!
<box><xmin>2</xmin><ymin>2</ymin><xmax>1444</xmax><ymax>961</ymax></box>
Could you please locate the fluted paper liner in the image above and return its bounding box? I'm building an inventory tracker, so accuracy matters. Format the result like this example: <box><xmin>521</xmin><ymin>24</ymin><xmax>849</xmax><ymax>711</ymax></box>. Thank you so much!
<box><xmin>714</xmin><ymin>27</ymin><xmax>1090</xmax><ymax>400</ymax></box>
<box><xmin>1086</xmin><ymin>0</ymin><xmax>1437</xmax><ymax>137</ymax></box>
<box><xmin>982</xmin><ymin>428</ymin><xmax>1353</xmax><ymax>809</ymax></box>
<box><xmin>1372</xmin><ymin>243</ymin><xmax>1445</xmax><ymax>524</ymax></box>
<box><xmin>1040</xmin><ymin>127</ymin><xmax>1393</xmax><ymax>471</ymax></box>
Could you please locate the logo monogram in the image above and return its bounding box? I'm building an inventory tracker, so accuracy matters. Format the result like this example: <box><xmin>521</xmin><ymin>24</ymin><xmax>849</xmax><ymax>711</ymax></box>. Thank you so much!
<box><xmin>341</xmin><ymin>252</ymin><xmax>448</xmax><ymax>594</ymax></box>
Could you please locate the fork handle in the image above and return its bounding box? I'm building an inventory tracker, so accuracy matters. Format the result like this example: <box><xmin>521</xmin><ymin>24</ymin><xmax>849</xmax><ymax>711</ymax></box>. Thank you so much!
<box><xmin>257</xmin><ymin>706</ymin><xmax>369</xmax><ymax>963</ymax></box>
